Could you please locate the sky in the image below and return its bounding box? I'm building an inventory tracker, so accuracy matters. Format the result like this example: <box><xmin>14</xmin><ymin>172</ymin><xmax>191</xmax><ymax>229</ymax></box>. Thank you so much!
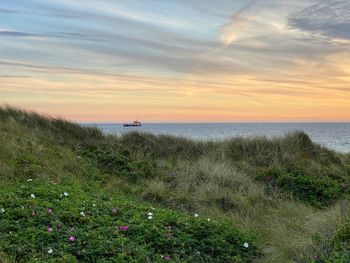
<box><xmin>0</xmin><ymin>0</ymin><xmax>350</xmax><ymax>122</ymax></box>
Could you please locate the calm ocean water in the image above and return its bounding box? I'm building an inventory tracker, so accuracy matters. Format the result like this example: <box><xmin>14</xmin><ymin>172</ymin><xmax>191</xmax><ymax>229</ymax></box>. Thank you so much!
<box><xmin>82</xmin><ymin>123</ymin><xmax>350</xmax><ymax>153</ymax></box>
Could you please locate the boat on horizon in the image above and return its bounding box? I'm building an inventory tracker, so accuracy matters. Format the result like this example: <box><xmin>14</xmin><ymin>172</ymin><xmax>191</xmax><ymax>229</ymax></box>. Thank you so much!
<box><xmin>123</xmin><ymin>120</ymin><xmax>142</xmax><ymax>127</ymax></box>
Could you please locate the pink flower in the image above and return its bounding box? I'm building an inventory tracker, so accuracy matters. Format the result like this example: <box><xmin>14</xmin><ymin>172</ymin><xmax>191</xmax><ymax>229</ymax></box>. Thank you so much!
<box><xmin>168</xmin><ymin>225</ymin><xmax>172</xmax><ymax>230</ymax></box>
<box><xmin>163</xmin><ymin>255</ymin><xmax>171</xmax><ymax>261</ymax></box>
<box><xmin>111</xmin><ymin>207</ymin><xmax>118</xmax><ymax>215</ymax></box>
<box><xmin>68</xmin><ymin>236</ymin><xmax>76</xmax><ymax>242</ymax></box>
<box><xmin>48</xmin><ymin>208</ymin><xmax>53</xmax><ymax>214</ymax></box>
<box><xmin>167</xmin><ymin>233</ymin><xmax>173</xmax><ymax>239</ymax></box>
<box><xmin>118</xmin><ymin>226</ymin><xmax>129</xmax><ymax>231</ymax></box>
<box><xmin>47</xmin><ymin>226</ymin><xmax>53</xmax><ymax>233</ymax></box>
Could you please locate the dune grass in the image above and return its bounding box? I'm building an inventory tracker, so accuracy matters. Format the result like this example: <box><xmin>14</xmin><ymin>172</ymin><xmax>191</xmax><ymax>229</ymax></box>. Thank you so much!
<box><xmin>0</xmin><ymin>105</ymin><xmax>349</xmax><ymax>262</ymax></box>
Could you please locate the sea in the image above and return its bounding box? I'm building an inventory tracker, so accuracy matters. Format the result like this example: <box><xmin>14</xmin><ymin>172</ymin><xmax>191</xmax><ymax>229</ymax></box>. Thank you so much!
<box><xmin>82</xmin><ymin>123</ymin><xmax>350</xmax><ymax>153</ymax></box>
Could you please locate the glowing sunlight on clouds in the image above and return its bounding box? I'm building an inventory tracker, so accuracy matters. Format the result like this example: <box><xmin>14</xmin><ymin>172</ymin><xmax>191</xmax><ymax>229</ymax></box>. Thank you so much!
<box><xmin>0</xmin><ymin>0</ymin><xmax>349</xmax><ymax>121</ymax></box>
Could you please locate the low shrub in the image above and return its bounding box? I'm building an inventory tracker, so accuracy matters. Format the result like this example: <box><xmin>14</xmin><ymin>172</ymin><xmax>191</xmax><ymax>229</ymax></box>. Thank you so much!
<box><xmin>79</xmin><ymin>146</ymin><xmax>157</xmax><ymax>182</ymax></box>
<box><xmin>0</xmin><ymin>180</ymin><xmax>256</xmax><ymax>262</ymax></box>
<box><xmin>256</xmin><ymin>167</ymin><xmax>343</xmax><ymax>207</ymax></box>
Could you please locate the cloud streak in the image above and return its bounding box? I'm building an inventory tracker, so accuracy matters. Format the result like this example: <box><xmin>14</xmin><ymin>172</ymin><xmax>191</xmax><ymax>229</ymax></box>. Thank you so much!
<box><xmin>220</xmin><ymin>0</ymin><xmax>258</xmax><ymax>45</ymax></box>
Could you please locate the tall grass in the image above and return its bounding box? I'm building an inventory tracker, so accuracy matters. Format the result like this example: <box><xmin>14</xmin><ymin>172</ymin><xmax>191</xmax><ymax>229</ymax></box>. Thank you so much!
<box><xmin>138</xmin><ymin>157</ymin><xmax>344</xmax><ymax>262</ymax></box>
<box><xmin>0</xmin><ymin>105</ymin><xmax>103</xmax><ymax>144</ymax></box>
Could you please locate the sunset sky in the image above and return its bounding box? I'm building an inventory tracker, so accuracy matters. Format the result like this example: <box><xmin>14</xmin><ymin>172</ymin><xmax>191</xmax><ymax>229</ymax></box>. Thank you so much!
<box><xmin>0</xmin><ymin>0</ymin><xmax>350</xmax><ymax>122</ymax></box>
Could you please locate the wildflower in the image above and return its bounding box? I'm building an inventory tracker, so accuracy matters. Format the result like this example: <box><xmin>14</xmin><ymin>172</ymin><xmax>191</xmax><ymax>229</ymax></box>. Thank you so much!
<box><xmin>48</xmin><ymin>248</ymin><xmax>53</xmax><ymax>254</ymax></box>
<box><xmin>69</xmin><ymin>227</ymin><xmax>75</xmax><ymax>232</ymax></box>
<box><xmin>163</xmin><ymin>255</ymin><xmax>171</xmax><ymax>261</ymax></box>
<box><xmin>111</xmin><ymin>207</ymin><xmax>118</xmax><ymax>214</ymax></box>
<box><xmin>148</xmin><ymin>215</ymin><xmax>153</xmax><ymax>220</ymax></box>
<box><xmin>27</xmin><ymin>178</ymin><xmax>32</xmax><ymax>182</ymax></box>
<box><xmin>68</xmin><ymin>236</ymin><xmax>76</xmax><ymax>242</ymax></box>
<box><xmin>194</xmin><ymin>213</ymin><xmax>199</xmax><ymax>217</ymax></box>
<box><xmin>207</xmin><ymin>218</ymin><xmax>211</xmax><ymax>222</ymax></box>
<box><xmin>118</xmin><ymin>226</ymin><xmax>129</xmax><ymax>231</ymax></box>
<box><xmin>92</xmin><ymin>203</ymin><xmax>96</xmax><ymax>207</ymax></box>
<box><xmin>48</xmin><ymin>208</ymin><xmax>53</xmax><ymax>214</ymax></box>
<box><xmin>0</xmin><ymin>208</ymin><xmax>4</xmax><ymax>213</ymax></box>
<box><xmin>148</xmin><ymin>212</ymin><xmax>153</xmax><ymax>216</ymax></box>
<box><xmin>243</xmin><ymin>242</ymin><xmax>249</xmax><ymax>248</ymax></box>
<box><xmin>150</xmin><ymin>207</ymin><xmax>155</xmax><ymax>210</ymax></box>
<box><xmin>80</xmin><ymin>211</ymin><xmax>85</xmax><ymax>217</ymax></box>
<box><xmin>63</xmin><ymin>192</ymin><xmax>69</xmax><ymax>197</ymax></box>
<box><xmin>168</xmin><ymin>225</ymin><xmax>172</xmax><ymax>230</ymax></box>
<box><xmin>47</xmin><ymin>226</ymin><xmax>53</xmax><ymax>233</ymax></box>
<box><xmin>30</xmin><ymin>194</ymin><xmax>36</xmax><ymax>198</ymax></box>
<box><xmin>167</xmin><ymin>233</ymin><xmax>173</xmax><ymax>239</ymax></box>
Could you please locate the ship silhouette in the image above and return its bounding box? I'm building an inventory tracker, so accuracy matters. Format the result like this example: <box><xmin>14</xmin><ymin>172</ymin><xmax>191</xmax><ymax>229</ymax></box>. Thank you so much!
<box><xmin>123</xmin><ymin>120</ymin><xmax>142</xmax><ymax>127</ymax></box>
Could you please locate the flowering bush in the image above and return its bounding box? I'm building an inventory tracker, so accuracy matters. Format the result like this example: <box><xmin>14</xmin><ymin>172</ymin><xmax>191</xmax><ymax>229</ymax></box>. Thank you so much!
<box><xmin>0</xmin><ymin>180</ymin><xmax>256</xmax><ymax>262</ymax></box>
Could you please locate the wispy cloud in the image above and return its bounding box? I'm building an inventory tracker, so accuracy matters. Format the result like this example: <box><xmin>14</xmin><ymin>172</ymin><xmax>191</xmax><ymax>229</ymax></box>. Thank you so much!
<box><xmin>0</xmin><ymin>30</ymin><xmax>42</xmax><ymax>37</ymax></box>
<box><xmin>0</xmin><ymin>8</ymin><xmax>18</xmax><ymax>14</ymax></box>
<box><xmin>220</xmin><ymin>0</ymin><xmax>258</xmax><ymax>45</ymax></box>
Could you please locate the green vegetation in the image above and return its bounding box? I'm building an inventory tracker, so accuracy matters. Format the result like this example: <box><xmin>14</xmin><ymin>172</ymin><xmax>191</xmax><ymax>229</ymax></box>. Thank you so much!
<box><xmin>306</xmin><ymin>221</ymin><xmax>350</xmax><ymax>263</ymax></box>
<box><xmin>0</xmin><ymin>105</ymin><xmax>349</xmax><ymax>262</ymax></box>
<box><xmin>0</xmin><ymin>180</ymin><xmax>255</xmax><ymax>262</ymax></box>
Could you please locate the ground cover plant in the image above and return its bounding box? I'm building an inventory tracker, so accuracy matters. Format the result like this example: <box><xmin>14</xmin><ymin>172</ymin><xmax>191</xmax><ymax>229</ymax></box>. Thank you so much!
<box><xmin>0</xmin><ymin>180</ymin><xmax>255</xmax><ymax>262</ymax></box>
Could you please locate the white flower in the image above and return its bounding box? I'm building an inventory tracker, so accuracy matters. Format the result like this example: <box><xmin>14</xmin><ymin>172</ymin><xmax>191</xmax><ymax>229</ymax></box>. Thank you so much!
<box><xmin>80</xmin><ymin>212</ymin><xmax>86</xmax><ymax>217</ymax></box>
<box><xmin>148</xmin><ymin>215</ymin><xmax>153</xmax><ymax>220</ymax></box>
<box><xmin>243</xmin><ymin>242</ymin><xmax>249</xmax><ymax>248</ymax></box>
<box><xmin>0</xmin><ymin>208</ymin><xmax>5</xmax><ymax>213</ymax></box>
<box><xmin>92</xmin><ymin>204</ymin><xmax>96</xmax><ymax>207</ymax></box>
<box><xmin>150</xmin><ymin>207</ymin><xmax>155</xmax><ymax>210</ymax></box>
<box><xmin>207</xmin><ymin>218</ymin><xmax>211</xmax><ymax>222</ymax></box>
<box><xmin>30</xmin><ymin>194</ymin><xmax>35</xmax><ymax>198</ymax></box>
<box><xmin>148</xmin><ymin>212</ymin><xmax>153</xmax><ymax>216</ymax></box>
<box><xmin>194</xmin><ymin>213</ymin><xmax>199</xmax><ymax>217</ymax></box>
<box><xmin>48</xmin><ymin>248</ymin><xmax>53</xmax><ymax>254</ymax></box>
<box><xmin>63</xmin><ymin>192</ymin><xmax>69</xmax><ymax>197</ymax></box>
<box><xmin>27</xmin><ymin>178</ymin><xmax>32</xmax><ymax>182</ymax></box>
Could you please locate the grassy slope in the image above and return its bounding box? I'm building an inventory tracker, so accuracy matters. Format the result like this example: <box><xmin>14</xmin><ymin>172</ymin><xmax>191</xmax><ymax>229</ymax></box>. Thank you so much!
<box><xmin>0</xmin><ymin>106</ymin><xmax>349</xmax><ymax>262</ymax></box>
